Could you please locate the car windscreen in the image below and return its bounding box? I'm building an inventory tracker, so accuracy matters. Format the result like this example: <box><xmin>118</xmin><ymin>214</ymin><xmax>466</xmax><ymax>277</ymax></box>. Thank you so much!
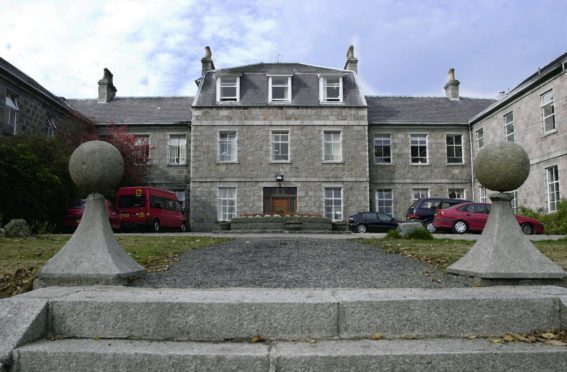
<box><xmin>118</xmin><ymin>194</ymin><xmax>145</xmax><ymax>208</ymax></box>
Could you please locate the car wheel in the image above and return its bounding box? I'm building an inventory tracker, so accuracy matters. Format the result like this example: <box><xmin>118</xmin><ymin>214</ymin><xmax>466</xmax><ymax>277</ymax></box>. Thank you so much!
<box><xmin>152</xmin><ymin>220</ymin><xmax>160</xmax><ymax>233</ymax></box>
<box><xmin>357</xmin><ymin>224</ymin><xmax>367</xmax><ymax>233</ymax></box>
<box><xmin>452</xmin><ymin>220</ymin><xmax>468</xmax><ymax>234</ymax></box>
<box><xmin>180</xmin><ymin>223</ymin><xmax>187</xmax><ymax>232</ymax></box>
<box><xmin>424</xmin><ymin>220</ymin><xmax>436</xmax><ymax>233</ymax></box>
<box><xmin>521</xmin><ymin>223</ymin><xmax>534</xmax><ymax>235</ymax></box>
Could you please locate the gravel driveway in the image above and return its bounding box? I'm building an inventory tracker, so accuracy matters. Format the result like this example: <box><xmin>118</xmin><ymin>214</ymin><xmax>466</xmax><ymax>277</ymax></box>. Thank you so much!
<box><xmin>134</xmin><ymin>238</ymin><xmax>474</xmax><ymax>289</ymax></box>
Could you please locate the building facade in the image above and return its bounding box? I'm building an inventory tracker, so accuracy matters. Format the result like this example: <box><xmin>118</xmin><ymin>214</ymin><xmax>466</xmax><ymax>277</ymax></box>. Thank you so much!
<box><xmin>0</xmin><ymin>57</ymin><xmax>91</xmax><ymax>142</ymax></box>
<box><xmin>56</xmin><ymin>47</ymin><xmax>565</xmax><ymax>231</ymax></box>
<box><xmin>470</xmin><ymin>53</ymin><xmax>566</xmax><ymax>214</ymax></box>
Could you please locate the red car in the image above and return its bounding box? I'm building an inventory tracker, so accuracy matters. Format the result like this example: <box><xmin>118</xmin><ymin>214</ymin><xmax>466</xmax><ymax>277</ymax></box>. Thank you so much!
<box><xmin>432</xmin><ymin>202</ymin><xmax>544</xmax><ymax>235</ymax></box>
<box><xmin>63</xmin><ymin>199</ymin><xmax>122</xmax><ymax>231</ymax></box>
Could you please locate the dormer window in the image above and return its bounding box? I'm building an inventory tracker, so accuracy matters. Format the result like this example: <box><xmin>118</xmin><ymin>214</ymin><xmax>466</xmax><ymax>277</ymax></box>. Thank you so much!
<box><xmin>320</xmin><ymin>75</ymin><xmax>343</xmax><ymax>103</ymax></box>
<box><xmin>269</xmin><ymin>75</ymin><xmax>291</xmax><ymax>103</ymax></box>
<box><xmin>217</xmin><ymin>75</ymin><xmax>239</xmax><ymax>102</ymax></box>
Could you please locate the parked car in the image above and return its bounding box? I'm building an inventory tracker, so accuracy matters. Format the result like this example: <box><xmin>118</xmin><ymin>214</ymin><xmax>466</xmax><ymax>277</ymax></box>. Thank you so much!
<box><xmin>406</xmin><ymin>198</ymin><xmax>470</xmax><ymax>233</ymax></box>
<box><xmin>432</xmin><ymin>202</ymin><xmax>544</xmax><ymax>235</ymax></box>
<box><xmin>62</xmin><ymin>198</ymin><xmax>121</xmax><ymax>231</ymax></box>
<box><xmin>348</xmin><ymin>212</ymin><xmax>399</xmax><ymax>233</ymax></box>
<box><xmin>116</xmin><ymin>186</ymin><xmax>187</xmax><ymax>232</ymax></box>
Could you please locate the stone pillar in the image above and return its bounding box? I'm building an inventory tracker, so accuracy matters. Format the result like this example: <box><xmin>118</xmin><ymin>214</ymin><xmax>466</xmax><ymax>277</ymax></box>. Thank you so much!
<box><xmin>35</xmin><ymin>141</ymin><xmax>145</xmax><ymax>287</ymax></box>
<box><xmin>448</xmin><ymin>142</ymin><xmax>565</xmax><ymax>285</ymax></box>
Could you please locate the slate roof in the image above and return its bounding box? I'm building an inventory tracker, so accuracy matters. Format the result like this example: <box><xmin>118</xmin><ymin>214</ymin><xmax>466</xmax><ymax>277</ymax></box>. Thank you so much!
<box><xmin>66</xmin><ymin>97</ymin><xmax>193</xmax><ymax>125</ymax></box>
<box><xmin>365</xmin><ymin>96</ymin><xmax>494</xmax><ymax>124</ymax></box>
<box><xmin>0</xmin><ymin>56</ymin><xmax>76</xmax><ymax>112</ymax></box>
<box><xmin>194</xmin><ymin>63</ymin><xmax>365</xmax><ymax>107</ymax></box>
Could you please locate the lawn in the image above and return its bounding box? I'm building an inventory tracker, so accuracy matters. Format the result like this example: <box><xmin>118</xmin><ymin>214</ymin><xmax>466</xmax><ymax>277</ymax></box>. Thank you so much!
<box><xmin>362</xmin><ymin>237</ymin><xmax>567</xmax><ymax>273</ymax></box>
<box><xmin>0</xmin><ymin>235</ymin><xmax>229</xmax><ymax>298</ymax></box>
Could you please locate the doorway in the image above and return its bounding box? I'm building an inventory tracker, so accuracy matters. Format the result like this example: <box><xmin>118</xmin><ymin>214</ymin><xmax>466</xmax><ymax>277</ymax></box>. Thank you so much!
<box><xmin>263</xmin><ymin>187</ymin><xmax>297</xmax><ymax>215</ymax></box>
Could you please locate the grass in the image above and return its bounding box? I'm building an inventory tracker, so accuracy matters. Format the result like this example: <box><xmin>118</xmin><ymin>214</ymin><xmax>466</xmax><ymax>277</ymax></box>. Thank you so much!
<box><xmin>0</xmin><ymin>235</ymin><xmax>229</xmax><ymax>298</ymax></box>
<box><xmin>362</xmin><ymin>237</ymin><xmax>567</xmax><ymax>273</ymax></box>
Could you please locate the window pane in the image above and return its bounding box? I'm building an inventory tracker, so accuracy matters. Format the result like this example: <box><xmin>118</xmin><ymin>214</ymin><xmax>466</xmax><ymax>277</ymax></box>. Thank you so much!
<box><xmin>221</xmin><ymin>86</ymin><xmax>237</xmax><ymax>97</ymax></box>
<box><xmin>272</xmin><ymin>86</ymin><xmax>287</xmax><ymax>100</ymax></box>
<box><xmin>272</xmin><ymin>77</ymin><xmax>288</xmax><ymax>85</ymax></box>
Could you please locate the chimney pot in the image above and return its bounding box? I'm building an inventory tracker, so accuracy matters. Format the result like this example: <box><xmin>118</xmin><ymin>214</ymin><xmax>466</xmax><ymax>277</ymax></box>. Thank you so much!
<box><xmin>444</xmin><ymin>68</ymin><xmax>460</xmax><ymax>100</ymax></box>
<box><xmin>201</xmin><ymin>46</ymin><xmax>215</xmax><ymax>74</ymax></box>
<box><xmin>98</xmin><ymin>68</ymin><xmax>117</xmax><ymax>103</ymax></box>
<box><xmin>344</xmin><ymin>45</ymin><xmax>358</xmax><ymax>73</ymax></box>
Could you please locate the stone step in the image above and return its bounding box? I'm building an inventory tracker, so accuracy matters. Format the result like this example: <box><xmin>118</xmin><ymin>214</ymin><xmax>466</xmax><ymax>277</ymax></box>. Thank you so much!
<box><xmin>13</xmin><ymin>338</ymin><xmax>567</xmax><ymax>372</ymax></box>
<box><xmin>30</xmin><ymin>285</ymin><xmax>567</xmax><ymax>341</ymax></box>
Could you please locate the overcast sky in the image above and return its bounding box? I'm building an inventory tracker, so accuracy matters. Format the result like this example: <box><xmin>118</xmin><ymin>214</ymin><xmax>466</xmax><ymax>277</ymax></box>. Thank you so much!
<box><xmin>2</xmin><ymin>0</ymin><xmax>566</xmax><ymax>99</ymax></box>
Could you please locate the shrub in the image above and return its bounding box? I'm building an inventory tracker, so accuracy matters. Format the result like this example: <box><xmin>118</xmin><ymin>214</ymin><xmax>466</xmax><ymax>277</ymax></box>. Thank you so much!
<box><xmin>518</xmin><ymin>200</ymin><xmax>567</xmax><ymax>235</ymax></box>
<box><xmin>406</xmin><ymin>228</ymin><xmax>434</xmax><ymax>240</ymax></box>
<box><xmin>4</xmin><ymin>219</ymin><xmax>32</xmax><ymax>238</ymax></box>
<box><xmin>386</xmin><ymin>229</ymin><xmax>401</xmax><ymax>239</ymax></box>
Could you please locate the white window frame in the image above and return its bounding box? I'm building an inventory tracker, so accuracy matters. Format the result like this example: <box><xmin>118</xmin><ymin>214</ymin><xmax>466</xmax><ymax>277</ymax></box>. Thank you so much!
<box><xmin>216</xmin><ymin>75</ymin><xmax>240</xmax><ymax>102</ymax></box>
<box><xmin>218</xmin><ymin>131</ymin><xmax>237</xmax><ymax>162</ymax></box>
<box><xmin>479</xmin><ymin>187</ymin><xmax>487</xmax><ymax>203</ymax></box>
<box><xmin>446</xmin><ymin>134</ymin><xmax>464</xmax><ymax>164</ymax></box>
<box><xmin>410</xmin><ymin>134</ymin><xmax>428</xmax><ymax>164</ymax></box>
<box><xmin>42</xmin><ymin>115</ymin><xmax>56</xmax><ymax>138</ymax></box>
<box><xmin>5</xmin><ymin>90</ymin><xmax>19</xmax><ymax>134</ymax></box>
<box><xmin>475</xmin><ymin>128</ymin><xmax>484</xmax><ymax>152</ymax></box>
<box><xmin>504</xmin><ymin>111</ymin><xmax>515</xmax><ymax>142</ymax></box>
<box><xmin>411</xmin><ymin>188</ymin><xmax>429</xmax><ymax>201</ymax></box>
<box><xmin>271</xmin><ymin>130</ymin><xmax>290</xmax><ymax>162</ymax></box>
<box><xmin>322</xmin><ymin>130</ymin><xmax>342</xmax><ymax>162</ymax></box>
<box><xmin>167</xmin><ymin>134</ymin><xmax>187</xmax><ymax>165</ymax></box>
<box><xmin>506</xmin><ymin>190</ymin><xmax>518</xmax><ymax>214</ymax></box>
<box><xmin>218</xmin><ymin>187</ymin><xmax>237</xmax><ymax>221</ymax></box>
<box><xmin>268</xmin><ymin>75</ymin><xmax>291</xmax><ymax>103</ymax></box>
<box><xmin>376</xmin><ymin>189</ymin><xmax>394</xmax><ymax>216</ymax></box>
<box><xmin>541</xmin><ymin>89</ymin><xmax>555</xmax><ymax>133</ymax></box>
<box><xmin>448</xmin><ymin>188</ymin><xmax>465</xmax><ymax>199</ymax></box>
<box><xmin>374</xmin><ymin>134</ymin><xmax>392</xmax><ymax>164</ymax></box>
<box><xmin>546</xmin><ymin>165</ymin><xmax>560</xmax><ymax>212</ymax></box>
<box><xmin>324</xmin><ymin>186</ymin><xmax>343</xmax><ymax>221</ymax></box>
<box><xmin>133</xmin><ymin>134</ymin><xmax>151</xmax><ymax>165</ymax></box>
<box><xmin>319</xmin><ymin>75</ymin><xmax>343</xmax><ymax>103</ymax></box>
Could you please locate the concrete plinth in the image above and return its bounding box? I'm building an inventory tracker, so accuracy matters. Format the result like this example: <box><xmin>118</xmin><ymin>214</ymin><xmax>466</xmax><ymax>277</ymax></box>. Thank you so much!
<box><xmin>35</xmin><ymin>193</ymin><xmax>145</xmax><ymax>287</ymax></box>
<box><xmin>448</xmin><ymin>193</ymin><xmax>565</xmax><ymax>282</ymax></box>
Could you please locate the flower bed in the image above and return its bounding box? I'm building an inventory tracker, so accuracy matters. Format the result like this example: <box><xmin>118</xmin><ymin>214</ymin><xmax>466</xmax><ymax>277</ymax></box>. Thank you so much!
<box><xmin>229</xmin><ymin>214</ymin><xmax>333</xmax><ymax>232</ymax></box>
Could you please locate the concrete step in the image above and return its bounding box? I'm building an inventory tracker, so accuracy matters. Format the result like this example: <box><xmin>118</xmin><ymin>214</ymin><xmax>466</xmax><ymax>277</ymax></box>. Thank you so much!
<box><xmin>13</xmin><ymin>338</ymin><xmax>567</xmax><ymax>372</ymax></box>
<box><xmin>30</xmin><ymin>285</ymin><xmax>567</xmax><ymax>341</ymax></box>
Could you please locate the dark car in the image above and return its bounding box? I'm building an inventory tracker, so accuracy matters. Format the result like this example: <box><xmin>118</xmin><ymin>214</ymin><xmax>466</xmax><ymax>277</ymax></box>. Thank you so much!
<box><xmin>406</xmin><ymin>198</ymin><xmax>470</xmax><ymax>233</ymax></box>
<box><xmin>63</xmin><ymin>199</ymin><xmax>121</xmax><ymax>232</ymax></box>
<box><xmin>348</xmin><ymin>212</ymin><xmax>399</xmax><ymax>233</ymax></box>
<box><xmin>433</xmin><ymin>202</ymin><xmax>544</xmax><ymax>235</ymax></box>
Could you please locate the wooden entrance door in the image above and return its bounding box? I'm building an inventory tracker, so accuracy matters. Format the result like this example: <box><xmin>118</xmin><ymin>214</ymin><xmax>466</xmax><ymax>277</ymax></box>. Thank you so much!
<box><xmin>270</xmin><ymin>197</ymin><xmax>292</xmax><ymax>215</ymax></box>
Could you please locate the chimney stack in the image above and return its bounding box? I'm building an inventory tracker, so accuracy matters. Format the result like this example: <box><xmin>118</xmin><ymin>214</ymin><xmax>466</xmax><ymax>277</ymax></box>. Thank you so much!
<box><xmin>444</xmin><ymin>68</ymin><xmax>460</xmax><ymax>100</ymax></box>
<box><xmin>201</xmin><ymin>46</ymin><xmax>215</xmax><ymax>74</ymax></box>
<box><xmin>344</xmin><ymin>45</ymin><xmax>358</xmax><ymax>73</ymax></box>
<box><xmin>98</xmin><ymin>68</ymin><xmax>117</xmax><ymax>103</ymax></box>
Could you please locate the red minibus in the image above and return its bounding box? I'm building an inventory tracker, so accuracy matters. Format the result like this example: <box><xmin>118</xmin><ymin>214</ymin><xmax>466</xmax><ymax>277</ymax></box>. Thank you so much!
<box><xmin>116</xmin><ymin>187</ymin><xmax>187</xmax><ymax>232</ymax></box>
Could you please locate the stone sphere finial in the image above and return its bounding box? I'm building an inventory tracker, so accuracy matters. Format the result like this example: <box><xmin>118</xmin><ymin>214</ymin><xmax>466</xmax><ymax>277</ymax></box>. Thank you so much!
<box><xmin>474</xmin><ymin>142</ymin><xmax>530</xmax><ymax>192</ymax></box>
<box><xmin>69</xmin><ymin>140</ymin><xmax>124</xmax><ymax>193</ymax></box>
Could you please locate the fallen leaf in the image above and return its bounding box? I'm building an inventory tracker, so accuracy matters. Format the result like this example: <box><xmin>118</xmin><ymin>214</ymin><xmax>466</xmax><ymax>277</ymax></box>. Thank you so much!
<box><xmin>371</xmin><ymin>333</ymin><xmax>384</xmax><ymax>340</ymax></box>
<box><xmin>540</xmin><ymin>332</ymin><xmax>557</xmax><ymax>340</ymax></box>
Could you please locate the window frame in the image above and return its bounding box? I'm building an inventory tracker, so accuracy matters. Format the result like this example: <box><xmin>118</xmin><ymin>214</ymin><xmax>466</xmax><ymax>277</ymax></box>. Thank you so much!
<box><xmin>322</xmin><ymin>130</ymin><xmax>343</xmax><ymax>162</ymax></box>
<box><xmin>475</xmin><ymin>128</ymin><xmax>484</xmax><ymax>153</ymax></box>
<box><xmin>319</xmin><ymin>75</ymin><xmax>343</xmax><ymax>103</ymax></box>
<box><xmin>411</xmin><ymin>188</ymin><xmax>429</xmax><ymax>201</ymax></box>
<box><xmin>42</xmin><ymin>115</ymin><xmax>56</xmax><ymax>138</ymax></box>
<box><xmin>446</xmin><ymin>134</ymin><xmax>464</xmax><ymax>164</ymax></box>
<box><xmin>504</xmin><ymin>111</ymin><xmax>515</xmax><ymax>142</ymax></box>
<box><xmin>5</xmin><ymin>90</ymin><xmax>19</xmax><ymax>134</ymax></box>
<box><xmin>540</xmin><ymin>89</ymin><xmax>555</xmax><ymax>134</ymax></box>
<box><xmin>268</xmin><ymin>75</ymin><xmax>292</xmax><ymax>103</ymax></box>
<box><xmin>216</xmin><ymin>75</ymin><xmax>240</xmax><ymax>102</ymax></box>
<box><xmin>546</xmin><ymin>165</ymin><xmax>560</xmax><ymax>212</ymax></box>
<box><xmin>376</xmin><ymin>189</ymin><xmax>394</xmax><ymax>216</ymax></box>
<box><xmin>410</xmin><ymin>133</ymin><xmax>428</xmax><ymax>164</ymax></box>
<box><xmin>167</xmin><ymin>133</ymin><xmax>187</xmax><ymax>165</ymax></box>
<box><xmin>218</xmin><ymin>131</ymin><xmax>238</xmax><ymax>163</ymax></box>
<box><xmin>374</xmin><ymin>134</ymin><xmax>392</xmax><ymax>164</ymax></box>
<box><xmin>218</xmin><ymin>187</ymin><xmax>237</xmax><ymax>221</ymax></box>
<box><xmin>448</xmin><ymin>188</ymin><xmax>465</xmax><ymax>199</ymax></box>
<box><xmin>133</xmin><ymin>134</ymin><xmax>151</xmax><ymax>165</ymax></box>
<box><xmin>271</xmin><ymin>130</ymin><xmax>290</xmax><ymax>162</ymax></box>
<box><xmin>479</xmin><ymin>186</ymin><xmax>487</xmax><ymax>203</ymax></box>
<box><xmin>324</xmin><ymin>186</ymin><xmax>343</xmax><ymax>221</ymax></box>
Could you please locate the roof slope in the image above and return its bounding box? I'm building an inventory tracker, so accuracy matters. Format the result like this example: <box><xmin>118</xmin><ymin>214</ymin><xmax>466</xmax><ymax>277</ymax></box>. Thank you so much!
<box><xmin>66</xmin><ymin>97</ymin><xmax>193</xmax><ymax>125</ymax></box>
<box><xmin>366</xmin><ymin>96</ymin><xmax>494</xmax><ymax>124</ymax></box>
<box><xmin>195</xmin><ymin>63</ymin><xmax>365</xmax><ymax>107</ymax></box>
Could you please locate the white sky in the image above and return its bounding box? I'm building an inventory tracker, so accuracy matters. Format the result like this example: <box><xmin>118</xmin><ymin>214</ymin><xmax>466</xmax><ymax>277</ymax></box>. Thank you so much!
<box><xmin>1</xmin><ymin>0</ymin><xmax>566</xmax><ymax>99</ymax></box>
